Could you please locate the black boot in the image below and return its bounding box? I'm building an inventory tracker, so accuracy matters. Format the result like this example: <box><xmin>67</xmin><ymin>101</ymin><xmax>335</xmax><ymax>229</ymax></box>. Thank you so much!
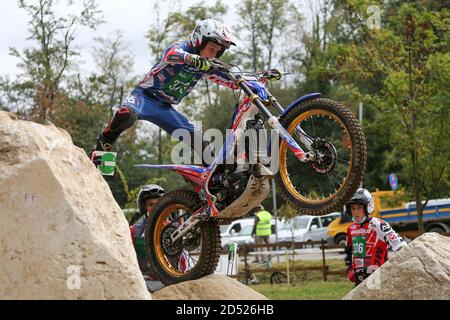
<box><xmin>94</xmin><ymin>133</ymin><xmax>115</xmax><ymax>152</ymax></box>
<box><xmin>91</xmin><ymin>134</ymin><xmax>115</xmax><ymax>167</ymax></box>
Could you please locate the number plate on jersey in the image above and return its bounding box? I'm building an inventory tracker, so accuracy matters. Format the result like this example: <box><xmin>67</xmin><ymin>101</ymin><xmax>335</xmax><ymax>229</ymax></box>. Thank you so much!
<box><xmin>352</xmin><ymin>236</ymin><xmax>366</xmax><ymax>258</ymax></box>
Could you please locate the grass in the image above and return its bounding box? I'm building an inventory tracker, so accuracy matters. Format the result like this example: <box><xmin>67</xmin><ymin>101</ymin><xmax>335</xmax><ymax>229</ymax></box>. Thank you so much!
<box><xmin>241</xmin><ymin>259</ymin><xmax>355</xmax><ymax>300</ymax></box>
<box><xmin>249</xmin><ymin>281</ymin><xmax>354</xmax><ymax>300</ymax></box>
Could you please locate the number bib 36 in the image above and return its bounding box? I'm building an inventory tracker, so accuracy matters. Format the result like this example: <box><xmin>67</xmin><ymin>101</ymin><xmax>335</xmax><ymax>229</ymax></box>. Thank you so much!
<box><xmin>352</xmin><ymin>236</ymin><xmax>366</xmax><ymax>258</ymax></box>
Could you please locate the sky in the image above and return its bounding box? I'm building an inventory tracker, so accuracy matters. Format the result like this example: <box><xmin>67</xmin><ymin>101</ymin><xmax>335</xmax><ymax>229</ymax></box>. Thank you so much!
<box><xmin>0</xmin><ymin>0</ymin><xmax>241</xmax><ymax>80</ymax></box>
<box><xmin>0</xmin><ymin>0</ymin><xmax>315</xmax><ymax>80</ymax></box>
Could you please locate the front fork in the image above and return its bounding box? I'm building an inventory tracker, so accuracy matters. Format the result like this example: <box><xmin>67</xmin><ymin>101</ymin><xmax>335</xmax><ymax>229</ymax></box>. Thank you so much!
<box><xmin>267</xmin><ymin>116</ymin><xmax>316</xmax><ymax>163</ymax></box>
<box><xmin>232</xmin><ymin>74</ymin><xmax>316</xmax><ymax>164</ymax></box>
<box><xmin>170</xmin><ymin>205</ymin><xmax>209</xmax><ymax>243</ymax></box>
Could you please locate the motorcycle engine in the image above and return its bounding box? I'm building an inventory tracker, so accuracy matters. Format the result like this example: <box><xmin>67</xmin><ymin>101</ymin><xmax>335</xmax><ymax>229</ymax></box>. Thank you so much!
<box><xmin>212</xmin><ymin>169</ymin><xmax>249</xmax><ymax>207</ymax></box>
<box><xmin>226</xmin><ymin>171</ymin><xmax>249</xmax><ymax>203</ymax></box>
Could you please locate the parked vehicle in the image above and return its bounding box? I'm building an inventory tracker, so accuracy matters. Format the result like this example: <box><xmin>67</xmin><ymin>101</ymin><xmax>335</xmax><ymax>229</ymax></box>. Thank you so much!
<box><xmin>276</xmin><ymin>212</ymin><xmax>340</xmax><ymax>244</ymax></box>
<box><xmin>243</xmin><ymin>212</ymin><xmax>340</xmax><ymax>249</ymax></box>
<box><xmin>327</xmin><ymin>190</ymin><xmax>450</xmax><ymax>245</ymax></box>
<box><xmin>220</xmin><ymin>218</ymin><xmax>255</xmax><ymax>252</ymax></box>
<box><xmin>220</xmin><ymin>217</ymin><xmax>281</xmax><ymax>252</ymax></box>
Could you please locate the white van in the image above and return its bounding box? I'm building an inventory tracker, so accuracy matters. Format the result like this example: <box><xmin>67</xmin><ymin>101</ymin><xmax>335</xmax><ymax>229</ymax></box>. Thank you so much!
<box><xmin>274</xmin><ymin>212</ymin><xmax>340</xmax><ymax>243</ymax></box>
<box><xmin>221</xmin><ymin>217</ymin><xmax>280</xmax><ymax>252</ymax></box>
<box><xmin>220</xmin><ymin>218</ymin><xmax>255</xmax><ymax>252</ymax></box>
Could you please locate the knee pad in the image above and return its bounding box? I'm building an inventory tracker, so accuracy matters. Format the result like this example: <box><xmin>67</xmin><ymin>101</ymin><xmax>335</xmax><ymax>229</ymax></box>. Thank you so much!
<box><xmin>107</xmin><ymin>106</ymin><xmax>138</xmax><ymax>133</ymax></box>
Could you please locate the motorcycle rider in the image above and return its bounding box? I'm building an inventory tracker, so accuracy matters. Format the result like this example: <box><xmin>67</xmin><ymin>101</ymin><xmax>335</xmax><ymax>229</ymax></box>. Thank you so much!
<box><xmin>344</xmin><ymin>188</ymin><xmax>407</xmax><ymax>286</ymax></box>
<box><xmin>92</xmin><ymin>19</ymin><xmax>238</xmax><ymax>166</ymax></box>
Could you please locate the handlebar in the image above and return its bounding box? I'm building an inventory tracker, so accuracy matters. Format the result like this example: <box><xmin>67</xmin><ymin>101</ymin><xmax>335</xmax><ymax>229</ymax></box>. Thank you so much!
<box><xmin>209</xmin><ymin>58</ymin><xmax>232</xmax><ymax>74</ymax></box>
<box><xmin>207</xmin><ymin>59</ymin><xmax>289</xmax><ymax>120</ymax></box>
<box><xmin>208</xmin><ymin>58</ymin><xmax>286</xmax><ymax>82</ymax></box>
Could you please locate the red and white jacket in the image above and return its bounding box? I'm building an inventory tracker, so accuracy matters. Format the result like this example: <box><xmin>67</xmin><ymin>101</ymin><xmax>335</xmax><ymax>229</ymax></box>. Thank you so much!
<box><xmin>345</xmin><ymin>217</ymin><xmax>407</xmax><ymax>279</ymax></box>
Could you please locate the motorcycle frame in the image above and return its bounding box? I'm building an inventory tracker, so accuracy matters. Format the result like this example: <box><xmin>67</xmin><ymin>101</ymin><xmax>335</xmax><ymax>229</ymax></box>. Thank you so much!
<box><xmin>136</xmin><ymin>72</ymin><xmax>322</xmax><ymax>241</ymax></box>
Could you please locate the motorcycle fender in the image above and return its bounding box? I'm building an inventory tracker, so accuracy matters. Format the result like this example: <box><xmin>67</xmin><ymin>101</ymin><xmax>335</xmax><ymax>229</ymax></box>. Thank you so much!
<box><xmin>281</xmin><ymin>93</ymin><xmax>322</xmax><ymax>118</ymax></box>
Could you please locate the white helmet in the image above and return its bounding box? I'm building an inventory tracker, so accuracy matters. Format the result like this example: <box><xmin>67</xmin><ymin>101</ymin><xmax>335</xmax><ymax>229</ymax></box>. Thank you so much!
<box><xmin>346</xmin><ymin>188</ymin><xmax>375</xmax><ymax>216</ymax></box>
<box><xmin>189</xmin><ymin>19</ymin><xmax>236</xmax><ymax>58</ymax></box>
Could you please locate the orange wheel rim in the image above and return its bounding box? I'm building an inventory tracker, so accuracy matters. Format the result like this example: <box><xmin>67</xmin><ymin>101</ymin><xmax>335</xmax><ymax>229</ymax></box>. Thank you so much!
<box><xmin>279</xmin><ymin>109</ymin><xmax>353</xmax><ymax>204</ymax></box>
<box><xmin>153</xmin><ymin>204</ymin><xmax>194</xmax><ymax>277</ymax></box>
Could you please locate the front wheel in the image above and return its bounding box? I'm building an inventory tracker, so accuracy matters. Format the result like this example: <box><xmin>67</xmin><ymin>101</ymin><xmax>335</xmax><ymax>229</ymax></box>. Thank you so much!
<box><xmin>275</xmin><ymin>98</ymin><xmax>367</xmax><ymax>216</ymax></box>
<box><xmin>145</xmin><ymin>190</ymin><xmax>221</xmax><ymax>285</ymax></box>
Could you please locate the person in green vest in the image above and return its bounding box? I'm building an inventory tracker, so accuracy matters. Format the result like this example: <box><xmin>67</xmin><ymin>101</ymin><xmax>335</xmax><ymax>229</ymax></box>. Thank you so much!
<box><xmin>251</xmin><ymin>205</ymin><xmax>273</xmax><ymax>263</ymax></box>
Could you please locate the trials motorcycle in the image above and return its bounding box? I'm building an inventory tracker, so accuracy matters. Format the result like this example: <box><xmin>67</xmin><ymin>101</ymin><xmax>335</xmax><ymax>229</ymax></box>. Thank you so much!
<box><xmin>136</xmin><ymin>60</ymin><xmax>367</xmax><ymax>285</ymax></box>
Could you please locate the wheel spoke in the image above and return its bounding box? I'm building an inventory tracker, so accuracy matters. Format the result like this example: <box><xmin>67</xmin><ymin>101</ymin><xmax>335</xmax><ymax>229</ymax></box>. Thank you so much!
<box><xmin>314</xmin><ymin>177</ymin><xmax>324</xmax><ymax>199</ymax></box>
<box><xmin>286</xmin><ymin>165</ymin><xmax>311</xmax><ymax>177</ymax></box>
<box><xmin>337</xmin><ymin>158</ymin><xmax>350</xmax><ymax>165</ymax></box>
<box><xmin>326</xmin><ymin>172</ymin><xmax>341</xmax><ymax>188</ymax></box>
<box><xmin>188</xmin><ymin>254</ymin><xmax>198</xmax><ymax>265</ymax></box>
<box><xmin>310</xmin><ymin>117</ymin><xmax>317</xmax><ymax>138</ymax></box>
<box><xmin>326</xmin><ymin>173</ymin><xmax>338</xmax><ymax>194</ymax></box>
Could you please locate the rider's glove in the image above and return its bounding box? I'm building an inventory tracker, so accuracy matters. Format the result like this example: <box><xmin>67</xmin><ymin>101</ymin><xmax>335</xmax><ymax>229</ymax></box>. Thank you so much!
<box><xmin>346</xmin><ymin>267</ymin><xmax>356</xmax><ymax>282</ymax></box>
<box><xmin>188</xmin><ymin>54</ymin><xmax>212</xmax><ymax>72</ymax></box>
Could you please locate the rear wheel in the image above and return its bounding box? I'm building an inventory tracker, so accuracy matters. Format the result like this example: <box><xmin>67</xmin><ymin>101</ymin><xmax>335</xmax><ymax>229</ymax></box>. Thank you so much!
<box><xmin>145</xmin><ymin>190</ymin><xmax>221</xmax><ymax>285</ymax></box>
<box><xmin>275</xmin><ymin>98</ymin><xmax>367</xmax><ymax>215</ymax></box>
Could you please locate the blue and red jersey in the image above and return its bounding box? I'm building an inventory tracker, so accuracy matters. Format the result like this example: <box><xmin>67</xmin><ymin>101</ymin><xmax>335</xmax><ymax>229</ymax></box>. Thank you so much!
<box><xmin>137</xmin><ymin>40</ymin><xmax>238</xmax><ymax>105</ymax></box>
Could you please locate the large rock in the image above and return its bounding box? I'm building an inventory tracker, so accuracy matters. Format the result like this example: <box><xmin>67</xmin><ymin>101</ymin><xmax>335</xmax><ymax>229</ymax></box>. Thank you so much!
<box><xmin>0</xmin><ymin>112</ymin><xmax>151</xmax><ymax>300</ymax></box>
<box><xmin>153</xmin><ymin>275</ymin><xmax>268</xmax><ymax>300</ymax></box>
<box><xmin>344</xmin><ymin>232</ymin><xmax>450</xmax><ymax>300</ymax></box>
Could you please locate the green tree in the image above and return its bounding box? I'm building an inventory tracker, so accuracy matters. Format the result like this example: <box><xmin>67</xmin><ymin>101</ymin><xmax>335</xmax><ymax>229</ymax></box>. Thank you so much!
<box><xmin>91</xmin><ymin>31</ymin><xmax>136</xmax><ymax>115</ymax></box>
<box><xmin>5</xmin><ymin>0</ymin><xmax>103</xmax><ymax>122</ymax></box>
<box><xmin>236</xmin><ymin>0</ymin><xmax>302</xmax><ymax>72</ymax></box>
<box><xmin>335</xmin><ymin>1</ymin><xmax>450</xmax><ymax>234</ymax></box>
